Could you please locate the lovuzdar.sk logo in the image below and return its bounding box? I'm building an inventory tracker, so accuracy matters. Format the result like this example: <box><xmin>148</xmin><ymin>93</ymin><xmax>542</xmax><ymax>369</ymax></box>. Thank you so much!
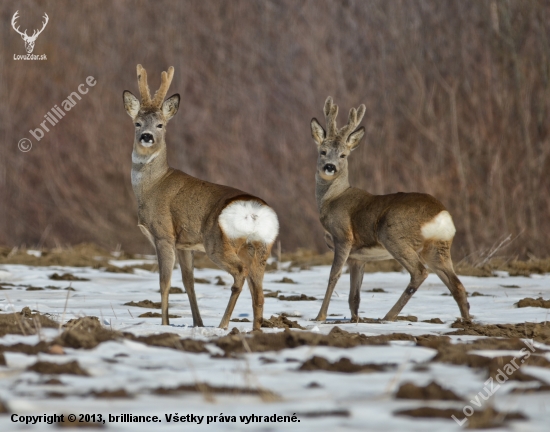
<box><xmin>12</xmin><ymin>10</ymin><xmax>48</xmax><ymax>60</ymax></box>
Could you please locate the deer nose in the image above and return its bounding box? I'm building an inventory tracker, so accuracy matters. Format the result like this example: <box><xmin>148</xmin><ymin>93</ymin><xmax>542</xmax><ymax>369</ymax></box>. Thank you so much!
<box><xmin>323</xmin><ymin>164</ymin><xmax>337</xmax><ymax>175</ymax></box>
<box><xmin>140</xmin><ymin>133</ymin><xmax>154</xmax><ymax>145</ymax></box>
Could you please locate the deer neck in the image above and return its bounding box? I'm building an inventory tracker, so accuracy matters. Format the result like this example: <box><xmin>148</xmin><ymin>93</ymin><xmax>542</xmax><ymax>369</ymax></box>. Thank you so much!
<box><xmin>315</xmin><ymin>168</ymin><xmax>351</xmax><ymax>212</ymax></box>
<box><xmin>131</xmin><ymin>146</ymin><xmax>169</xmax><ymax>198</ymax></box>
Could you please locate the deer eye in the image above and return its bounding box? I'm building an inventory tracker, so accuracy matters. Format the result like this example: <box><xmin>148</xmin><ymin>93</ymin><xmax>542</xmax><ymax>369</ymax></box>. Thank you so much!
<box><xmin>135</xmin><ymin>123</ymin><xmax>141</xmax><ymax>127</ymax></box>
<box><xmin>340</xmin><ymin>154</ymin><xmax>346</xmax><ymax>158</ymax></box>
<box><xmin>157</xmin><ymin>124</ymin><xmax>163</xmax><ymax>129</ymax></box>
<box><xmin>320</xmin><ymin>151</ymin><xmax>327</xmax><ymax>156</ymax></box>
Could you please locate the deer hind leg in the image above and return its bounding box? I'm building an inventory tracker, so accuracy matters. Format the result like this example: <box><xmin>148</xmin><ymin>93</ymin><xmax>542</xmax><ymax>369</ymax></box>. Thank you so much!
<box><xmin>383</xmin><ymin>246</ymin><xmax>428</xmax><ymax>321</ymax></box>
<box><xmin>208</xmin><ymin>241</ymin><xmax>248</xmax><ymax>330</ymax></box>
<box><xmin>177</xmin><ymin>250</ymin><xmax>204</xmax><ymax>327</ymax></box>
<box><xmin>421</xmin><ymin>241</ymin><xmax>471</xmax><ymax>321</ymax></box>
<box><xmin>245</xmin><ymin>241</ymin><xmax>272</xmax><ymax>331</ymax></box>
<box><xmin>348</xmin><ymin>259</ymin><xmax>365</xmax><ymax>322</ymax></box>
<box><xmin>155</xmin><ymin>239</ymin><xmax>176</xmax><ymax>326</ymax></box>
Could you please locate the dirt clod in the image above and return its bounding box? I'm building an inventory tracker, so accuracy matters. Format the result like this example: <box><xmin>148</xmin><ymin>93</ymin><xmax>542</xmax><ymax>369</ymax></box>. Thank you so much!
<box><xmin>264</xmin><ymin>290</ymin><xmax>280</xmax><ymax>298</ymax></box>
<box><xmin>299</xmin><ymin>355</ymin><xmax>392</xmax><ymax>373</ymax></box>
<box><xmin>124</xmin><ymin>300</ymin><xmax>161</xmax><ymax>309</ymax></box>
<box><xmin>138</xmin><ymin>312</ymin><xmax>181</xmax><ymax>318</ymax></box>
<box><xmin>91</xmin><ymin>389</ymin><xmax>132</xmax><ymax>398</ymax></box>
<box><xmin>516</xmin><ymin>297</ymin><xmax>550</xmax><ymax>308</ymax></box>
<box><xmin>194</xmin><ymin>278</ymin><xmax>210</xmax><ymax>284</ymax></box>
<box><xmin>261</xmin><ymin>315</ymin><xmax>305</xmax><ymax>329</ymax></box>
<box><xmin>422</xmin><ymin>318</ymin><xmax>444</xmax><ymax>324</ymax></box>
<box><xmin>449</xmin><ymin>319</ymin><xmax>550</xmax><ymax>343</ymax></box>
<box><xmin>275</xmin><ymin>277</ymin><xmax>296</xmax><ymax>284</ymax></box>
<box><xmin>278</xmin><ymin>294</ymin><xmax>316</xmax><ymax>301</ymax></box>
<box><xmin>57</xmin><ymin>316</ymin><xmax>120</xmax><ymax>349</ymax></box>
<box><xmin>397</xmin><ymin>315</ymin><xmax>418</xmax><ymax>322</ymax></box>
<box><xmin>28</xmin><ymin>360</ymin><xmax>89</xmax><ymax>376</ymax></box>
<box><xmin>395</xmin><ymin>381</ymin><xmax>462</xmax><ymax>400</ymax></box>
<box><xmin>49</xmin><ymin>273</ymin><xmax>89</xmax><ymax>281</ymax></box>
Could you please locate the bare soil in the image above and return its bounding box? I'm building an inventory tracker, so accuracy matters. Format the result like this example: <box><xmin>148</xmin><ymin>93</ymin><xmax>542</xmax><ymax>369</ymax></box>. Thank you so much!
<box><xmin>27</xmin><ymin>360</ymin><xmax>89</xmax><ymax>376</ymax></box>
<box><xmin>152</xmin><ymin>382</ymin><xmax>277</xmax><ymax>399</ymax></box>
<box><xmin>124</xmin><ymin>300</ymin><xmax>161</xmax><ymax>309</ymax></box>
<box><xmin>299</xmin><ymin>355</ymin><xmax>393</xmax><ymax>373</ymax></box>
<box><xmin>138</xmin><ymin>312</ymin><xmax>181</xmax><ymax>318</ymax></box>
<box><xmin>516</xmin><ymin>297</ymin><xmax>550</xmax><ymax>308</ymax></box>
<box><xmin>90</xmin><ymin>389</ymin><xmax>133</xmax><ymax>399</ymax></box>
<box><xmin>278</xmin><ymin>294</ymin><xmax>317</xmax><ymax>301</ymax></box>
<box><xmin>395</xmin><ymin>381</ymin><xmax>462</xmax><ymax>400</ymax></box>
<box><xmin>448</xmin><ymin>319</ymin><xmax>550</xmax><ymax>343</ymax></box>
<box><xmin>49</xmin><ymin>273</ymin><xmax>89</xmax><ymax>281</ymax></box>
<box><xmin>395</xmin><ymin>406</ymin><xmax>526</xmax><ymax>429</ymax></box>
<box><xmin>261</xmin><ymin>315</ymin><xmax>305</xmax><ymax>329</ymax></box>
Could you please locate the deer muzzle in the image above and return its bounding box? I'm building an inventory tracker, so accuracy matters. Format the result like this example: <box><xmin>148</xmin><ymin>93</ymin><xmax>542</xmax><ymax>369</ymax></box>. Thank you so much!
<box><xmin>140</xmin><ymin>133</ymin><xmax>154</xmax><ymax>147</ymax></box>
<box><xmin>323</xmin><ymin>164</ymin><xmax>337</xmax><ymax>176</ymax></box>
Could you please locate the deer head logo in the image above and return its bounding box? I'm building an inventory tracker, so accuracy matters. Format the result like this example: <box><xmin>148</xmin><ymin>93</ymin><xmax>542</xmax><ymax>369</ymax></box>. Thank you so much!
<box><xmin>11</xmin><ymin>11</ymin><xmax>49</xmax><ymax>54</ymax></box>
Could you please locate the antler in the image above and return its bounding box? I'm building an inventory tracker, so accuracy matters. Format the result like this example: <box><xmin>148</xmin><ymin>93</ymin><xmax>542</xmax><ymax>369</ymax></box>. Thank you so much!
<box><xmin>30</xmin><ymin>13</ymin><xmax>49</xmax><ymax>39</ymax></box>
<box><xmin>11</xmin><ymin>11</ymin><xmax>27</xmax><ymax>38</ymax></box>
<box><xmin>136</xmin><ymin>65</ymin><xmax>174</xmax><ymax>110</ymax></box>
<box><xmin>323</xmin><ymin>96</ymin><xmax>366</xmax><ymax>140</ymax></box>
<box><xmin>152</xmin><ymin>67</ymin><xmax>174</xmax><ymax>108</ymax></box>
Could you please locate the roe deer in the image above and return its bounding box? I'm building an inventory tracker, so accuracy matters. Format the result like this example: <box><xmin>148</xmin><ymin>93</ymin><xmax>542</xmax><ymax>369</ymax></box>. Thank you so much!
<box><xmin>310</xmin><ymin>97</ymin><xmax>471</xmax><ymax>322</ymax></box>
<box><xmin>123</xmin><ymin>65</ymin><xmax>279</xmax><ymax>330</ymax></box>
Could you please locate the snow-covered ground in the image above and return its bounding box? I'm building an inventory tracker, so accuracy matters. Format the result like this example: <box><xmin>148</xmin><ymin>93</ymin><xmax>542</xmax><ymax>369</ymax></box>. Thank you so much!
<box><xmin>0</xmin><ymin>261</ymin><xmax>549</xmax><ymax>431</ymax></box>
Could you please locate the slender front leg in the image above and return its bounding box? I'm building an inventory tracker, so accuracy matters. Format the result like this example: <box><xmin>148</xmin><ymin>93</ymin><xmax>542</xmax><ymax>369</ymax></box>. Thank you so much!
<box><xmin>348</xmin><ymin>259</ymin><xmax>365</xmax><ymax>321</ymax></box>
<box><xmin>177</xmin><ymin>250</ymin><xmax>204</xmax><ymax>327</ymax></box>
<box><xmin>156</xmin><ymin>239</ymin><xmax>176</xmax><ymax>326</ymax></box>
<box><xmin>315</xmin><ymin>241</ymin><xmax>352</xmax><ymax>321</ymax></box>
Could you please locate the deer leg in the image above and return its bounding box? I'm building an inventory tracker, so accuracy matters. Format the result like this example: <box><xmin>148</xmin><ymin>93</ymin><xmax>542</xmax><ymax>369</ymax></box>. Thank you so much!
<box><xmin>208</xmin><ymin>245</ymin><xmax>248</xmax><ymax>330</ymax></box>
<box><xmin>348</xmin><ymin>259</ymin><xmax>365</xmax><ymax>322</ymax></box>
<box><xmin>383</xmin><ymin>247</ymin><xmax>428</xmax><ymax>321</ymax></box>
<box><xmin>155</xmin><ymin>239</ymin><xmax>176</xmax><ymax>326</ymax></box>
<box><xmin>422</xmin><ymin>241</ymin><xmax>471</xmax><ymax>321</ymax></box>
<box><xmin>246</xmin><ymin>242</ymin><xmax>271</xmax><ymax>331</ymax></box>
<box><xmin>177</xmin><ymin>250</ymin><xmax>204</xmax><ymax>327</ymax></box>
<box><xmin>315</xmin><ymin>242</ymin><xmax>352</xmax><ymax>321</ymax></box>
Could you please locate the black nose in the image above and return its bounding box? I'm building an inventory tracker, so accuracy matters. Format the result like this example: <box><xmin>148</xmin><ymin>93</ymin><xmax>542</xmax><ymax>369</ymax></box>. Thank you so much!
<box><xmin>324</xmin><ymin>164</ymin><xmax>336</xmax><ymax>173</ymax></box>
<box><xmin>140</xmin><ymin>133</ymin><xmax>154</xmax><ymax>143</ymax></box>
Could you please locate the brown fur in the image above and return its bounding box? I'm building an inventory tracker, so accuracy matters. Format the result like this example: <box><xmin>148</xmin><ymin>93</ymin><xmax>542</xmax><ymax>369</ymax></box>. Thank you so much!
<box><xmin>310</xmin><ymin>97</ymin><xmax>471</xmax><ymax>322</ymax></box>
<box><xmin>123</xmin><ymin>65</ymin><xmax>276</xmax><ymax>330</ymax></box>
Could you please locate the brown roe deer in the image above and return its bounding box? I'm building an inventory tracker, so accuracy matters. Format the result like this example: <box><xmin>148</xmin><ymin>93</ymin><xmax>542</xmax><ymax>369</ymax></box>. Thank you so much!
<box><xmin>310</xmin><ymin>97</ymin><xmax>471</xmax><ymax>322</ymax></box>
<box><xmin>123</xmin><ymin>65</ymin><xmax>279</xmax><ymax>330</ymax></box>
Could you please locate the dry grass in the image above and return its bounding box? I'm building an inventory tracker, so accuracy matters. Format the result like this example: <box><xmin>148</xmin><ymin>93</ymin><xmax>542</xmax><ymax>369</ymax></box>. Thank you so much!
<box><xmin>1</xmin><ymin>1</ymin><xmax>549</xmax><ymax>259</ymax></box>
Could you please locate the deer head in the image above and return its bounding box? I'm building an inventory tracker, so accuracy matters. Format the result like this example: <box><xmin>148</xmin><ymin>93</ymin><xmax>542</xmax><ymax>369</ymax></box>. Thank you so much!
<box><xmin>310</xmin><ymin>97</ymin><xmax>366</xmax><ymax>181</ymax></box>
<box><xmin>123</xmin><ymin>65</ymin><xmax>180</xmax><ymax>157</ymax></box>
<box><xmin>12</xmin><ymin>11</ymin><xmax>49</xmax><ymax>54</ymax></box>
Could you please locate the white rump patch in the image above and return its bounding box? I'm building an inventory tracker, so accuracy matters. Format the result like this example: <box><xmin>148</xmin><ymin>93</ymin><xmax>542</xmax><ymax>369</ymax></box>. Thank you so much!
<box><xmin>219</xmin><ymin>200</ymin><xmax>279</xmax><ymax>244</ymax></box>
<box><xmin>421</xmin><ymin>210</ymin><xmax>456</xmax><ymax>241</ymax></box>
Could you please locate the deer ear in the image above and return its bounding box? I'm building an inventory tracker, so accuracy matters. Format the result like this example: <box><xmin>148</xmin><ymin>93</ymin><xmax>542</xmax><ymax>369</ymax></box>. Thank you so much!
<box><xmin>162</xmin><ymin>94</ymin><xmax>180</xmax><ymax>120</ymax></box>
<box><xmin>123</xmin><ymin>91</ymin><xmax>140</xmax><ymax>118</ymax></box>
<box><xmin>347</xmin><ymin>127</ymin><xmax>365</xmax><ymax>151</ymax></box>
<box><xmin>311</xmin><ymin>118</ymin><xmax>325</xmax><ymax>146</ymax></box>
